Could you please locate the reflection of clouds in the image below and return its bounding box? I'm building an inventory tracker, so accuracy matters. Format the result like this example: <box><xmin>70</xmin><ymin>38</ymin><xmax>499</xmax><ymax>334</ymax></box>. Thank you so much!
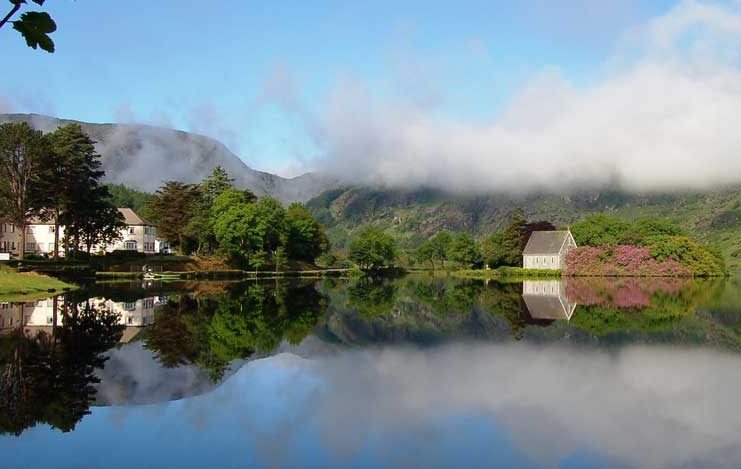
<box><xmin>86</xmin><ymin>342</ymin><xmax>741</xmax><ymax>467</ymax></box>
<box><xmin>253</xmin><ymin>344</ymin><xmax>741</xmax><ymax>468</ymax></box>
<box><xmin>95</xmin><ymin>343</ymin><xmax>216</xmax><ymax>406</ymax></box>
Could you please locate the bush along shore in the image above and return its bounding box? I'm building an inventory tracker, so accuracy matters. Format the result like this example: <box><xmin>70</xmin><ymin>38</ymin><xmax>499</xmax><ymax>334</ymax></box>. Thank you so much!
<box><xmin>563</xmin><ymin>243</ymin><xmax>727</xmax><ymax>277</ymax></box>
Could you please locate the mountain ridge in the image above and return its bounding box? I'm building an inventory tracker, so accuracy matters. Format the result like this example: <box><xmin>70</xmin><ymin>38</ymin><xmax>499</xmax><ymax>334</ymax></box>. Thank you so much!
<box><xmin>0</xmin><ymin>113</ymin><xmax>337</xmax><ymax>202</ymax></box>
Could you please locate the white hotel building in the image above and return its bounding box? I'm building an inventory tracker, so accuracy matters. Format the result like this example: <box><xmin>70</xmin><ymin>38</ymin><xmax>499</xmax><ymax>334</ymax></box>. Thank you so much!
<box><xmin>0</xmin><ymin>208</ymin><xmax>158</xmax><ymax>257</ymax></box>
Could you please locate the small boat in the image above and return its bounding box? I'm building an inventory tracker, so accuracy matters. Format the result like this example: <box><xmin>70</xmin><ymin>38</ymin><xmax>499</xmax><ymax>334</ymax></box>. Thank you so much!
<box><xmin>142</xmin><ymin>272</ymin><xmax>182</xmax><ymax>280</ymax></box>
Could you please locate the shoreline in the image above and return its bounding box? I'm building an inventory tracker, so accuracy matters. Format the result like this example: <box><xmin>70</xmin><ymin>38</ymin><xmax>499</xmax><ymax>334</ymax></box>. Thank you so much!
<box><xmin>0</xmin><ymin>268</ymin><xmax>77</xmax><ymax>302</ymax></box>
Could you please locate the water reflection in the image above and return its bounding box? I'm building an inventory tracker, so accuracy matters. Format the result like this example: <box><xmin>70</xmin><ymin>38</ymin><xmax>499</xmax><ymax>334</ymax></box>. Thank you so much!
<box><xmin>0</xmin><ymin>275</ymin><xmax>739</xmax><ymax>453</ymax></box>
<box><xmin>0</xmin><ymin>300</ymin><xmax>123</xmax><ymax>435</ymax></box>
<box><xmin>141</xmin><ymin>281</ymin><xmax>328</xmax><ymax>381</ymax></box>
<box><xmin>522</xmin><ymin>280</ymin><xmax>577</xmax><ymax>320</ymax></box>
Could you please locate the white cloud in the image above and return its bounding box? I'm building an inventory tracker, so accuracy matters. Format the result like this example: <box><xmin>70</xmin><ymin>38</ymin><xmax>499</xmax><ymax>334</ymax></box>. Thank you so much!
<box><xmin>313</xmin><ymin>1</ymin><xmax>741</xmax><ymax>193</ymax></box>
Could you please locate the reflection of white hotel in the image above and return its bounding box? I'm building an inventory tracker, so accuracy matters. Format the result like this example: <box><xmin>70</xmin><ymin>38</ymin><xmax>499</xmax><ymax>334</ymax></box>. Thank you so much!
<box><xmin>0</xmin><ymin>296</ymin><xmax>166</xmax><ymax>342</ymax></box>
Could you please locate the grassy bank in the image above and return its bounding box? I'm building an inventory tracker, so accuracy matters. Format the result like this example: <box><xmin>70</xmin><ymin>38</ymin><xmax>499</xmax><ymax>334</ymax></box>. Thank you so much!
<box><xmin>0</xmin><ymin>266</ymin><xmax>76</xmax><ymax>302</ymax></box>
<box><xmin>451</xmin><ymin>267</ymin><xmax>563</xmax><ymax>279</ymax></box>
<box><xmin>95</xmin><ymin>267</ymin><xmax>359</xmax><ymax>280</ymax></box>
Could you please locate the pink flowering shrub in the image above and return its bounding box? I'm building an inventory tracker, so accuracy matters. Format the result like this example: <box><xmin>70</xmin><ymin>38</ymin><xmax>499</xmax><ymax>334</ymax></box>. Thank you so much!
<box><xmin>564</xmin><ymin>245</ymin><xmax>692</xmax><ymax>277</ymax></box>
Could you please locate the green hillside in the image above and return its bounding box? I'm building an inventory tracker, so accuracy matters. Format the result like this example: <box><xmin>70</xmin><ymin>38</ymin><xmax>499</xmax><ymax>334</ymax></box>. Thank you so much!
<box><xmin>306</xmin><ymin>186</ymin><xmax>741</xmax><ymax>271</ymax></box>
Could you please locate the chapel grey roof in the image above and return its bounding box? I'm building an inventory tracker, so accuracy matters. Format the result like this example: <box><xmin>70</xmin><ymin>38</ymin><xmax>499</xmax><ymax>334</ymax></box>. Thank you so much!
<box><xmin>522</xmin><ymin>230</ymin><xmax>571</xmax><ymax>255</ymax></box>
<box><xmin>522</xmin><ymin>295</ymin><xmax>576</xmax><ymax>320</ymax></box>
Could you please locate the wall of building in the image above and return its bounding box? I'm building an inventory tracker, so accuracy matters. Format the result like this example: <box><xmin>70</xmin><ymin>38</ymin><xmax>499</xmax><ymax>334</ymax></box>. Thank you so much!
<box><xmin>0</xmin><ymin>221</ymin><xmax>157</xmax><ymax>256</ymax></box>
<box><xmin>100</xmin><ymin>225</ymin><xmax>157</xmax><ymax>254</ymax></box>
<box><xmin>523</xmin><ymin>254</ymin><xmax>562</xmax><ymax>270</ymax></box>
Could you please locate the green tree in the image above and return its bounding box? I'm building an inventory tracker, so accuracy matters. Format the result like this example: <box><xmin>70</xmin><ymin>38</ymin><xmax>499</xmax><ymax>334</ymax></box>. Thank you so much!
<box><xmin>348</xmin><ymin>226</ymin><xmax>398</xmax><ymax>270</ymax></box>
<box><xmin>1</xmin><ymin>0</ymin><xmax>56</xmax><ymax>53</ymax></box>
<box><xmin>447</xmin><ymin>232</ymin><xmax>481</xmax><ymax>268</ymax></box>
<box><xmin>74</xmin><ymin>203</ymin><xmax>125</xmax><ymax>254</ymax></box>
<box><xmin>415</xmin><ymin>239</ymin><xmax>437</xmax><ymax>269</ymax></box>
<box><xmin>285</xmin><ymin>202</ymin><xmax>329</xmax><ymax>263</ymax></box>
<box><xmin>212</xmin><ymin>202</ymin><xmax>262</xmax><ymax>267</ymax></box>
<box><xmin>429</xmin><ymin>231</ymin><xmax>452</xmax><ymax>268</ymax></box>
<box><xmin>500</xmin><ymin>208</ymin><xmax>527</xmax><ymax>266</ymax></box>
<box><xmin>0</xmin><ymin>122</ymin><xmax>49</xmax><ymax>260</ymax></box>
<box><xmin>633</xmin><ymin>218</ymin><xmax>685</xmax><ymax>240</ymax></box>
<box><xmin>274</xmin><ymin>246</ymin><xmax>288</xmax><ymax>273</ymax></box>
<box><xmin>253</xmin><ymin>197</ymin><xmax>288</xmax><ymax>254</ymax></box>
<box><xmin>188</xmin><ymin>166</ymin><xmax>235</xmax><ymax>254</ymax></box>
<box><xmin>47</xmin><ymin>124</ymin><xmax>122</xmax><ymax>258</ymax></box>
<box><xmin>481</xmin><ymin>232</ymin><xmax>507</xmax><ymax>268</ymax></box>
<box><xmin>148</xmin><ymin>181</ymin><xmax>201</xmax><ymax>253</ymax></box>
<box><xmin>105</xmin><ymin>184</ymin><xmax>153</xmax><ymax>218</ymax></box>
<box><xmin>570</xmin><ymin>214</ymin><xmax>631</xmax><ymax>247</ymax></box>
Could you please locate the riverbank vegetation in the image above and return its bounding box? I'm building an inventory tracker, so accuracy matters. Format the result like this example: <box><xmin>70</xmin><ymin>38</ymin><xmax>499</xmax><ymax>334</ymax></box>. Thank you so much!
<box><xmin>0</xmin><ymin>266</ymin><xmax>75</xmax><ymax>301</ymax></box>
<box><xmin>566</xmin><ymin>215</ymin><xmax>726</xmax><ymax>276</ymax></box>
<box><xmin>338</xmin><ymin>210</ymin><xmax>726</xmax><ymax>277</ymax></box>
<box><xmin>146</xmin><ymin>167</ymin><xmax>330</xmax><ymax>270</ymax></box>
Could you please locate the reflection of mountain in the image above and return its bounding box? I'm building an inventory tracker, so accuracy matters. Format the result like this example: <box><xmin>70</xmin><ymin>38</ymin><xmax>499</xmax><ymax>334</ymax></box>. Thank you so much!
<box><xmin>522</xmin><ymin>281</ymin><xmax>577</xmax><ymax>320</ymax></box>
<box><xmin>94</xmin><ymin>343</ymin><xmax>245</xmax><ymax>406</ymax></box>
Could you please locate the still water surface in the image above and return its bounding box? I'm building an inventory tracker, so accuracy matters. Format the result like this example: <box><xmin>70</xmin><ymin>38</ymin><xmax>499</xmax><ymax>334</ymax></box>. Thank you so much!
<box><xmin>1</xmin><ymin>276</ymin><xmax>741</xmax><ymax>468</ymax></box>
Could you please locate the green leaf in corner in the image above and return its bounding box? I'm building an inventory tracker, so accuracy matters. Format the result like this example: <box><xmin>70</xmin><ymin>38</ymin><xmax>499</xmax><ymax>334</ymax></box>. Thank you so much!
<box><xmin>12</xmin><ymin>11</ymin><xmax>56</xmax><ymax>53</ymax></box>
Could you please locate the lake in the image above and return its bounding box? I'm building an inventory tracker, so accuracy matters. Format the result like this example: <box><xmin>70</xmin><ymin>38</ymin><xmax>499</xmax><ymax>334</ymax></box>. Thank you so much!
<box><xmin>1</xmin><ymin>275</ymin><xmax>741</xmax><ymax>468</ymax></box>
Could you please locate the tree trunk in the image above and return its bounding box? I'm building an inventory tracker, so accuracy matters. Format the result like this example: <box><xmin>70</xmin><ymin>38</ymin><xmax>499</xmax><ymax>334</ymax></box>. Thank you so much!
<box><xmin>53</xmin><ymin>209</ymin><xmax>60</xmax><ymax>259</ymax></box>
<box><xmin>18</xmin><ymin>223</ymin><xmax>26</xmax><ymax>261</ymax></box>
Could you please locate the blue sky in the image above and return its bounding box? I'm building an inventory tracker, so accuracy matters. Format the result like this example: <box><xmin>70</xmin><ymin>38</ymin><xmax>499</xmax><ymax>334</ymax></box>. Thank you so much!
<box><xmin>0</xmin><ymin>1</ymin><xmax>699</xmax><ymax>177</ymax></box>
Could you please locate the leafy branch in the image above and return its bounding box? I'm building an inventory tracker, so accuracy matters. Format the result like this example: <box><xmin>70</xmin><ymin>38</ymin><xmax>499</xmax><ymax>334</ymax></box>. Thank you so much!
<box><xmin>1</xmin><ymin>0</ymin><xmax>56</xmax><ymax>53</ymax></box>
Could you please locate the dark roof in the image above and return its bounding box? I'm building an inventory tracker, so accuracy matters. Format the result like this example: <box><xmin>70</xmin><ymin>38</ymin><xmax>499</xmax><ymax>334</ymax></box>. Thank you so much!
<box><xmin>522</xmin><ymin>295</ymin><xmax>576</xmax><ymax>320</ymax></box>
<box><xmin>118</xmin><ymin>208</ymin><xmax>153</xmax><ymax>226</ymax></box>
<box><xmin>522</xmin><ymin>230</ymin><xmax>572</xmax><ymax>255</ymax></box>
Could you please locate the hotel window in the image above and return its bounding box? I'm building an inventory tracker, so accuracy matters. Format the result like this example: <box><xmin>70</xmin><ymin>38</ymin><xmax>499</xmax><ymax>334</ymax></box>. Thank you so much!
<box><xmin>124</xmin><ymin>240</ymin><xmax>137</xmax><ymax>250</ymax></box>
<box><xmin>48</xmin><ymin>226</ymin><xmax>55</xmax><ymax>233</ymax></box>
<box><xmin>10</xmin><ymin>242</ymin><xmax>15</xmax><ymax>251</ymax></box>
<box><xmin>128</xmin><ymin>227</ymin><xmax>136</xmax><ymax>234</ymax></box>
<box><xmin>25</xmin><ymin>242</ymin><xmax>35</xmax><ymax>252</ymax></box>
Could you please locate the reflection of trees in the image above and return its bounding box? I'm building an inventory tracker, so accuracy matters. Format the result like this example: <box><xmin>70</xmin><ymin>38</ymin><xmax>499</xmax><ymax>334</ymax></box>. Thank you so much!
<box><xmin>567</xmin><ymin>278</ymin><xmax>724</xmax><ymax>336</ymax></box>
<box><xmin>476</xmin><ymin>281</ymin><xmax>535</xmax><ymax>339</ymax></box>
<box><xmin>144</xmin><ymin>282</ymin><xmax>328</xmax><ymax>381</ymax></box>
<box><xmin>0</xmin><ymin>301</ymin><xmax>124</xmax><ymax>436</ymax></box>
<box><xmin>347</xmin><ymin>277</ymin><xmax>399</xmax><ymax>318</ymax></box>
<box><xmin>408</xmin><ymin>278</ymin><xmax>481</xmax><ymax>316</ymax></box>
